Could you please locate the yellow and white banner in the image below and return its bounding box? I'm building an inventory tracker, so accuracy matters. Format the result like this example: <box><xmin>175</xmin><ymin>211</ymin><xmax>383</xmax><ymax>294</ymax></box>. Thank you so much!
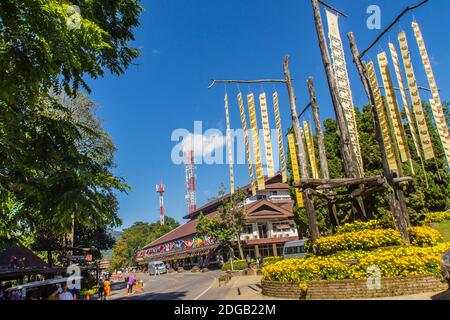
<box><xmin>366</xmin><ymin>61</ymin><xmax>399</xmax><ymax>172</ymax></box>
<box><xmin>224</xmin><ymin>93</ymin><xmax>235</xmax><ymax>194</ymax></box>
<box><xmin>326</xmin><ymin>10</ymin><xmax>364</xmax><ymax>177</ymax></box>
<box><xmin>430</xmin><ymin>99</ymin><xmax>450</xmax><ymax>164</ymax></box>
<box><xmin>247</xmin><ymin>93</ymin><xmax>265</xmax><ymax>190</ymax></box>
<box><xmin>288</xmin><ymin>133</ymin><xmax>304</xmax><ymax>208</ymax></box>
<box><xmin>413</xmin><ymin>22</ymin><xmax>450</xmax><ymax>166</ymax></box>
<box><xmin>377</xmin><ymin>52</ymin><xmax>411</xmax><ymax>163</ymax></box>
<box><xmin>259</xmin><ymin>92</ymin><xmax>275</xmax><ymax>178</ymax></box>
<box><xmin>389</xmin><ymin>43</ymin><xmax>421</xmax><ymax>159</ymax></box>
<box><xmin>237</xmin><ymin>93</ymin><xmax>256</xmax><ymax>195</ymax></box>
<box><xmin>272</xmin><ymin>92</ymin><xmax>288</xmax><ymax>183</ymax></box>
<box><xmin>398</xmin><ymin>31</ymin><xmax>435</xmax><ymax>160</ymax></box>
<box><xmin>303</xmin><ymin>121</ymin><xmax>320</xmax><ymax>179</ymax></box>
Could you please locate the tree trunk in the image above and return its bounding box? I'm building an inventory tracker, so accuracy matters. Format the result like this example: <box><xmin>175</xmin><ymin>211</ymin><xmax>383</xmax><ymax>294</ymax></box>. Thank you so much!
<box><xmin>236</xmin><ymin>234</ymin><xmax>244</xmax><ymax>260</ymax></box>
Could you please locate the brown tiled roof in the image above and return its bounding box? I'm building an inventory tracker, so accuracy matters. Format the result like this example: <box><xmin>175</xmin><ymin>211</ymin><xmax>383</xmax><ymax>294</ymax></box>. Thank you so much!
<box><xmin>144</xmin><ymin>199</ymin><xmax>294</xmax><ymax>249</ymax></box>
<box><xmin>0</xmin><ymin>243</ymin><xmax>48</xmax><ymax>271</ymax></box>
<box><xmin>182</xmin><ymin>173</ymin><xmax>286</xmax><ymax>219</ymax></box>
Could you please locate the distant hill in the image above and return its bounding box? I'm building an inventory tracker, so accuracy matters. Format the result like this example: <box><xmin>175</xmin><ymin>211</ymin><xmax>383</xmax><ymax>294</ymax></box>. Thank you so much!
<box><xmin>101</xmin><ymin>229</ymin><xmax>122</xmax><ymax>260</ymax></box>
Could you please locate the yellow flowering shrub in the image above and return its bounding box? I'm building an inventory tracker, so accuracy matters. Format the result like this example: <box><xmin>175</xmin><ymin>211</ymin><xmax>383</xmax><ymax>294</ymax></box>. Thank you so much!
<box><xmin>335</xmin><ymin>219</ymin><xmax>391</xmax><ymax>234</ymax></box>
<box><xmin>408</xmin><ymin>226</ymin><xmax>442</xmax><ymax>247</ymax></box>
<box><xmin>263</xmin><ymin>256</ymin><xmax>283</xmax><ymax>266</ymax></box>
<box><xmin>423</xmin><ymin>212</ymin><xmax>450</xmax><ymax>224</ymax></box>
<box><xmin>314</xmin><ymin>229</ymin><xmax>403</xmax><ymax>255</ymax></box>
<box><xmin>262</xmin><ymin>242</ymin><xmax>450</xmax><ymax>283</ymax></box>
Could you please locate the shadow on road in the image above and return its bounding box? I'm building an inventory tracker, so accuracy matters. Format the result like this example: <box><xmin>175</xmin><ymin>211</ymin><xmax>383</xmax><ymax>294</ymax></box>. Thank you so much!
<box><xmin>115</xmin><ymin>290</ymin><xmax>188</xmax><ymax>300</ymax></box>
<box><xmin>431</xmin><ymin>289</ymin><xmax>450</xmax><ymax>300</ymax></box>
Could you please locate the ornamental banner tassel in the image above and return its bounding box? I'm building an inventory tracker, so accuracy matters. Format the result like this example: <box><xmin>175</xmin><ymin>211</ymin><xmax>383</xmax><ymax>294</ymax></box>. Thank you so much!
<box><xmin>326</xmin><ymin>10</ymin><xmax>364</xmax><ymax>177</ymax></box>
<box><xmin>412</xmin><ymin>22</ymin><xmax>450</xmax><ymax>167</ymax></box>
<box><xmin>238</xmin><ymin>93</ymin><xmax>257</xmax><ymax>195</ymax></box>
<box><xmin>224</xmin><ymin>93</ymin><xmax>235</xmax><ymax>194</ymax></box>
<box><xmin>389</xmin><ymin>42</ymin><xmax>421</xmax><ymax>161</ymax></box>
<box><xmin>430</xmin><ymin>99</ymin><xmax>450</xmax><ymax>165</ymax></box>
<box><xmin>287</xmin><ymin>133</ymin><xmax>304</xmax><ymax>208</ymax></box>
<box><xmin>272</xmin><ymin>92</ymin><xmax>288</xmax><ymax>183</ymax></box>
<box><xmin>303</xmin><ymin>121</ymin><xmax>320</xmax><ymax>179</ymax></box>
<box><xmin>367</xmin><ymin>61</ymin><xmax>399</xmax><ymax>173</ymax></box>
<box><xmin>259</xmin><ymin>92</ymin><xmax>275</xmax><ymax>178</ymax></box>
<box><xmin>377</xmin><ymin>52</ymin><xmax>411</xmax><ymax>164</ymax></box>
<box><xmin>398</xmin><ymin>31</ymin><xmax>435</xmax><ymax>160</ymax></box>
<box><xmin>247</xmin><ymin>93</ymin><xmax>265</xmax><ymax>190</ymax></box>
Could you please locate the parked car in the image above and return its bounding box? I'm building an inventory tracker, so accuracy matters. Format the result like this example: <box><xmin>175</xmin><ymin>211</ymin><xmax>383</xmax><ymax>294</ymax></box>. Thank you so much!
<box><xmin>283</xmin><ymin>240</ymin><xmax>307</xmax><ymax>259</ymax></box>
<box><xmin>148</xmin><ymin>261</ymin><xmax>167</xmax><ymax>275</ymax></box>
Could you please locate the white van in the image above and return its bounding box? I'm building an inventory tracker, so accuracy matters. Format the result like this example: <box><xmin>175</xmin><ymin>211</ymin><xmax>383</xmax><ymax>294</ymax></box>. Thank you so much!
<box><xmin>283</xmin><ymin>240</ymin><xmax>307</xmax><ymax>259</ymax></box>
<box><xmin>148</xmin><ymin>261</ymin><xmax>167</xmax><ymax>275</ymax></box>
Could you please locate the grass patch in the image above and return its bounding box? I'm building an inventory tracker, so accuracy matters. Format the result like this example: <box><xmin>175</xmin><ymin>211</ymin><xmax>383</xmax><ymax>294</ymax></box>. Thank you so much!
<box><xmin>435</xmin><ymin>220</ymin><xmax>450</xmax><ymax>242</ymax></box>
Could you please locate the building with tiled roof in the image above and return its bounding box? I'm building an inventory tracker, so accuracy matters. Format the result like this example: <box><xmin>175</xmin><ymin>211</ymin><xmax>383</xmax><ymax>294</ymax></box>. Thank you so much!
<box><xmin>136</xmin><ymin>173</ymin><xmax>299</xmax><ymax>268</ymax></box>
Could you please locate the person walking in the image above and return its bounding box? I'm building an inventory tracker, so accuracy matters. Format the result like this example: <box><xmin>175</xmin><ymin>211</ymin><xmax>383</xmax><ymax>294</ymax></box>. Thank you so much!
<box><xmin>127</xmin><ymin>273</ymin><xmax>135</xmax><ymax>294</ymax></box>
<box><xmin>257</xmin><ymin>255</ymin><xmax>263</xmax><ymax>269</ymax></box>
<box><xmin>246</xmin><ymin>254</ymin><xmax>251</xmax><ymax>269</ymax></box>
<box><xmin>124</xmin><ymin>274</ymin><xmax>129</xmax><ymax>295</ymax></box>
<box><xmin>104</xmin><ymin>278</ymin><xmax>111</xmax><ymax>300</ymax></box>
<box><xmin>98</xmin><ymin>277</ymin><xmax>104</xmax><ymax>300</ymax></box>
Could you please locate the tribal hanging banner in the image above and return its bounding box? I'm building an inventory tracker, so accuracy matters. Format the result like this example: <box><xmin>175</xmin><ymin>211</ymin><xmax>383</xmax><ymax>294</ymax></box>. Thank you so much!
<box><xmin>412</xmin><ymin>22</ymin><xmax>450</xmax><ymax>166</ymax></box>
<box><xmin>237</xmin><ymin>93</ymin><xmax>256</xmax><ymax>195</ymax></box>
<box><xmin>430</xmin><ymin>99</ymin><xmax>450</xmax><ymax>164</ymax></box>
<box><xmin>272</xmin><ymin>92</ymin><xmax>288</xmax><ymax>183</ymax></box>
<box><xmin>224</xmin><ymin>93</ymin><xmax>235</xmax><ymax>194</ymax></box>
<box><xmin>288</xmin><ymin>133</ymin><xmax>304</xmax><ymax>208</ymax></box>
<box><xmin>398</xmin><ymin>31</ymin><xmax>435</xmax><ymax>160</ymax></box>
<box><xmin>377</xmin><ymin>52</ymin><xmax>411</xmax><ymax>164</ymax></box>
<box><xmin>389</xmin><ymin>43</ymin><xmax>422</xmax><ymax>160</ymax></box>
<box><xmin>247</xmin><ymin>93</ymin><xmax>265</xmax><ymax>190</ymax></box>
<box><xmin>303</xmin><ymin>121</ymin><xmax>319</xmax><ymax>179</ymax></box>
<box><xmin>326</xmin><ymin>10</ymin><xmax>364</xmax><ymax>177</ymax></box>
<box><xmin>366</xmin><ymin>61</ymin><xmax>399</xmax><ymax>172</ymax></box>
<box><xmin>259</xmin><ymin>92</ymin><xmax>275</xmax><ymax>178</ymax></box>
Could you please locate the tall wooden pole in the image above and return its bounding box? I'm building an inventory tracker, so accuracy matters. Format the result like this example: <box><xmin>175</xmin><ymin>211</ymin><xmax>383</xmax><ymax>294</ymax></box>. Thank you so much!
<box><xmin>347</xmin><ymin>32</ymin><xmax>410</xmax><ymax>242</ymax></box>
<box><xmin>307</xmin><ymin>76</ymin><xmax>339</xmax><ymax>226</ymax></box>
<box><xmin>311</xmin><ymin>0</ymin><xmax>367</xmax><ymax>219</ymax></box>
<box><xmin>310</xmin><ymin>0</ymin><xmax>359</xmax><ymax>180</ymax></box>
<box><xmin>284</xmin><ymin>56</ymin><xmax>320</xmax><ymax>243</ymax></box>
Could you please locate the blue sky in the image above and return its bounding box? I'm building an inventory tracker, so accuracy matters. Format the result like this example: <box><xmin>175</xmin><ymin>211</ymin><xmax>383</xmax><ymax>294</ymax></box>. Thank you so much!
<box><xmin>85</xmin><ymin>0</ymin><xmax>450</xmax><ymax>230</ymax></box>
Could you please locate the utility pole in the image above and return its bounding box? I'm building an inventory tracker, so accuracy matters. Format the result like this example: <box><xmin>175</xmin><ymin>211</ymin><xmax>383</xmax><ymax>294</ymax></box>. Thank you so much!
<box><xmin>284</xmin><ymin>56</ymin><xmax>320</xmax><ymax>243</ymax></box>
<box><xmin>307</xmin><ymin>76</ymin><xmax>339</xmax><ymax>226</ymax></box>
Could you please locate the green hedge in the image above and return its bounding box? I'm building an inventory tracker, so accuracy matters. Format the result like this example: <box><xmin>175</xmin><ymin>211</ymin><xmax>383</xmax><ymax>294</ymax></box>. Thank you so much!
<box><xmin>222</xmin><ymin>259</ymin><xmax>254</xmax><ymax>271</ymax></box>
<box><xmin>263</xmin><ymin>256</ymin><xmax>283</xmax><ymax>266</ymax></box>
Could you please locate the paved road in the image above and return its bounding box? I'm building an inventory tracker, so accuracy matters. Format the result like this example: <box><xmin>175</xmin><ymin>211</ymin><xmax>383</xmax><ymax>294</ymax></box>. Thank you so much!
<box><xmin>110</xmin><ymin>271</ymin><xmax>229</xmax><ymax>300</ymax></box>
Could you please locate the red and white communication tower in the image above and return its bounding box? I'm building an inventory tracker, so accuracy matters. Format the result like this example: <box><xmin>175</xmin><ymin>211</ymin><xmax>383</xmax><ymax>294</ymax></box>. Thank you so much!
<box><xmin>184</xmin><ymin>150</ymin><xmax>197</xmax><ymax>213</ymax></box>
<box><xmin>156</xmin><ymin>181</ymin><xmax>165</xmax><ymax>225</ymax></box>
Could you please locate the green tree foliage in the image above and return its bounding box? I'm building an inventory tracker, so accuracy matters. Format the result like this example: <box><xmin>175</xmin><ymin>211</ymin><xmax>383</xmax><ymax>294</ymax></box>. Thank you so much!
<box><xmin>110</xmin><ymin>218</ymin><xmax>180</xmax><ymax>270</ymax></box>
<box><xmin>196</xmin><ymin>189</ymin><xmax>248</xmax><ymax>260</ymax></box>
<box><xmin>0</xmin><ymin>1</ymin><xmax>142</xmax><ymax>256</ymax></box>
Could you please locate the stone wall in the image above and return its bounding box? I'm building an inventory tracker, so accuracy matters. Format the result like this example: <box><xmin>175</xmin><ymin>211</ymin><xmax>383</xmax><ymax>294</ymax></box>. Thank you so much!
<box><xmin>262</xmin><ymin>274</ymin><xmax>448</xmax><ymax>300</ymax></box>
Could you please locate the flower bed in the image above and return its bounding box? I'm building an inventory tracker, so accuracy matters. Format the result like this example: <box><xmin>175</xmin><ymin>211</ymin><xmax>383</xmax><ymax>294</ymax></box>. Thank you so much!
<box><xmin>335</xmin><ymin>219</ymin><xmax>391</xmax><ymax>234</ymax></box>
<box><xmin>263</xmin><ymin>256</ymin><xmax>283</xmax><ymax>266</ymax></box>
<box><xmin>422</xmin><ymin>212</ymin><xmax>450</xmax><ymax>224</ymax></box>
<box><xmin>262</xmin><ymin>242</ymin><xmax>450</xmax><ymax>284</ymax></box>
<box><xmin>313</xmin><ymin>228</ymin><xmax>403</xmax><ymax>255</ymax></box>
<box><xmin>408</xmin><ymin>226</ymin><xmax>442</xmax><ymax>247</ymax></box>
